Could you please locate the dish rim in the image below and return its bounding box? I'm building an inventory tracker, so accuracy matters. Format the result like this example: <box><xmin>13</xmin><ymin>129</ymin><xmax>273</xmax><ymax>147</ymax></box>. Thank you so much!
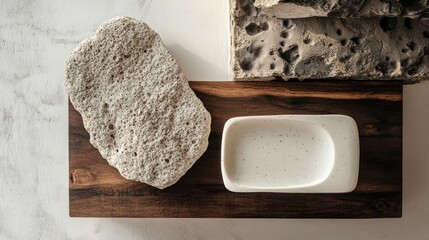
<box><xmin>221</xmin><ymin>114</ymin><xmax>360</xmax><ymax>193</ymax></box>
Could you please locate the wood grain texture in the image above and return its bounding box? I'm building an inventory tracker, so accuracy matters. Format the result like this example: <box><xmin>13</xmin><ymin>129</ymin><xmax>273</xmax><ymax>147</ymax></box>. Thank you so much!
<box><xmin>69</xmin><ymin>80</ymin><xmax>402</xmax><ymax>218</ymax></box>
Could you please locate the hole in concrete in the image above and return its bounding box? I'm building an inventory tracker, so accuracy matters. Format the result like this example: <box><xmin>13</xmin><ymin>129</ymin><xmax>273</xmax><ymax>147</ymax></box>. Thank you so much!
<box><xmin>408</xmin><ymin>69</ymin><xmax>418</xmax><ymax>75</ymax></box>
<box><xmin>280</xmin><ymin>41</ymin><xmax>285</xmax><ymax>47</ymax></box>
<box><xmin>376</xmin><ymin>59</ymin><xmax>397</xmax><ymax>75</ymax></box>
<box><xmin>270</xmin><ymin>63</ymin><xmax>275</xmax><ymax>70</ymax></box>
<box><xmin>380</xmin><ymin>17</ymin><xmax>397</xmax><ymax>32</ymax></box>
<box><xmin>407</xmin><ymin>41</ymin><xmax>417</xmax><ymax>51</ymax></box>
<box><xmin>336</xmin><ymin>29</ymin><xmax>342</xmax><ymax>36</ymax></box>
<box><xmin>280</xmin><ymin>31</ymin><xmax>288</xmax><ymax>38</ymax></box>
<box><xmin>278</xmin><ymin>44</ymin><xmax>299</xmax><ymax>64</ymax></box>
<box><xmin>350</xmin><ymin>36</ymin><xmax>362</xmax><ymax>45</ymax></box>
<box><xmin>424</xmin><ymin>31</ymin><xmax>429</xmax><ymax>39</ymax></box>
<box><xmin>260</xmin><ymin>22</ymin><xmax>269</xmax><ymax>31</ymax></box>
<box><xmin>240</xmin><ymin>60</ymin><xmax>253</xmax><ymax>71</ymax></box>
<box><xmin>108</xmin><ymin>124</ymin><xmax>114</xmax><ymax>130</ymax></box>
<box><xmin>247</xmin><ymin>45</ymin><xmax>262</xmax><ymax>58</ymax></box>
<box><xmin>254</xmin><ymin>46</ymin><xmax>262</xmax><ymax>57</ymax></box>
<box><xmin>404</xmin><ymin>18</ymin><xmax>413</xmax><ymax>29</ymax></box>
<box><xmin>303</xmin><ymin>38</ymin><xmax>311</xmax><ymax>44</ymax></box>
<box><xmin>240</xmin><ymin>0</ymin><xmax>257</xmax><ymax>16</ymax></box>
<box><xmin>283</xmin><ymin>64</ymin><xmax>290</xmax><ymax>74</ymax></box>
<box><xmin>375</xmin><ymin>62</ymin><xmax>387</xmax><ymax>75</ymax></box>
<box><xmin>282</xmin><ymin>19</ymin><xmax>293</xmax><ymax>29</ymax></box>
<box><xmin>340</xmin><ymin>39</ymin><xmax>348</xmax><ymax>46</ymax></box>
<box><xmin>402</xmin><ymin>48</ymin><xmax>410</xmax><ymax>53</ymax></box>
<box><xmin>245</xmin><ymin>22</ymin><xmax>261</xmax><ymax>36</ymax></box>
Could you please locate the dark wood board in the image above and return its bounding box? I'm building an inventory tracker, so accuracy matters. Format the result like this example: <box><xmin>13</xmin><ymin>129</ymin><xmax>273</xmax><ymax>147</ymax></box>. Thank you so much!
<box><xmin>69</xmin><ymin>80</ymin><xmax>402</xmax><ymax>218</ymax></box>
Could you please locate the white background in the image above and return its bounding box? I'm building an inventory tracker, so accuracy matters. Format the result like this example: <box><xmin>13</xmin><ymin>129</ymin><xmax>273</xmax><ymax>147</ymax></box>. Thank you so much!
<box><xmin>1</xmin><ymin>0</ymin><xmax>429</xmax><ymax>239</ymax></box>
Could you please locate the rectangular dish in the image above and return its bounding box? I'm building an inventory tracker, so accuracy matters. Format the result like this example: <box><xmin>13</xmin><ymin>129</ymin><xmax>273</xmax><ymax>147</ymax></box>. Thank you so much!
<box><xmin>221</xmin><ymin>115</ymin><xmax>359</xmax><ymax>193</ymax></box>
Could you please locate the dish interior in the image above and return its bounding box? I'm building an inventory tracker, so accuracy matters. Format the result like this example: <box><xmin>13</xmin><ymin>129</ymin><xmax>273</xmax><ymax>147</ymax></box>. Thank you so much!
<box><xmin>224</xmin><ymin>119</ymin><xmax>335</xmax><ymax>189</ymax></box>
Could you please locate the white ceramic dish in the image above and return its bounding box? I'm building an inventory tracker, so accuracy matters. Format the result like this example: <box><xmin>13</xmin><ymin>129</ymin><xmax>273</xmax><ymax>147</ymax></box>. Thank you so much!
<box><xmin>221</xmin><ymin>115</ymin><xmax>359</xmax><ymax>193</ymax></box>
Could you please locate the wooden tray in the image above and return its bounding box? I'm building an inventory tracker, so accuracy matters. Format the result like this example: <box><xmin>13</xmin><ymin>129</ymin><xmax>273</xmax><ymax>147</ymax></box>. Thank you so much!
<box><xmin>69</xmin><ymin>80</ymin><xmax>402</xmax><ymax>218</ymax></box>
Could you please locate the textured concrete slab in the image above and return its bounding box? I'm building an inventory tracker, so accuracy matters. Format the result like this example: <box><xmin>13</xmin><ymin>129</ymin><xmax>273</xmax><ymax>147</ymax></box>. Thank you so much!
<box><xmin>255</xmin><ymin>0</ymin><xmax>429</xmax><ymax>19</ymax></box>
<box><xmin>231</xmin><ymin>0</ymin><xmax>429</xmax><ymax>81</ymax></box>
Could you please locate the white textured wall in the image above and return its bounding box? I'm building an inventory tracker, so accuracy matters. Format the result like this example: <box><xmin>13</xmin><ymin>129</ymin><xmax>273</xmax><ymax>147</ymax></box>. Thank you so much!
<box><xmin>1</xmin><ymin>0</ymin><xmax>429</xmax><ymax>239</ymax></box>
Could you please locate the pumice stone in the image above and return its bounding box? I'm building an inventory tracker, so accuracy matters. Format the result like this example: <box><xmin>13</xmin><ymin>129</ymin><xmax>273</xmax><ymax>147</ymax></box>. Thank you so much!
<box><xmin>65</xmin><ymin>17</ymin><xmax>211</xmax><ymax>189</ymax></box>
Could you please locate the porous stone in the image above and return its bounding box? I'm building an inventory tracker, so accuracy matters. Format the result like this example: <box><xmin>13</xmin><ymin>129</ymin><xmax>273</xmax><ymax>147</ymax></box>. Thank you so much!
<box><xmin>65</xmin><ymin>17</ymin><xmax>211</xmax><ymax>189</ymax></box>
<box><xmin>231</xmin><ymin>0</ymin><xmax>429</xmax><ymax>81</ymax></box>
<box><xmin>255</xmin><ymin>0</ymin><xmax>429</xmax><ymax>19</ymax></box>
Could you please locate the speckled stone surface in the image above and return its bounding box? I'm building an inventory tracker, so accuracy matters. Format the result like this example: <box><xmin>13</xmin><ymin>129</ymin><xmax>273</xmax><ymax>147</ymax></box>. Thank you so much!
<box><xmin>65</xmin><ymin>17</ymin><xmax>211</xmax><ymax>189</ymax></box>
<box><xmin>231</xmin><ymin>0</ymin><xmax>429</xmax><ymax>81</ymax></box>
